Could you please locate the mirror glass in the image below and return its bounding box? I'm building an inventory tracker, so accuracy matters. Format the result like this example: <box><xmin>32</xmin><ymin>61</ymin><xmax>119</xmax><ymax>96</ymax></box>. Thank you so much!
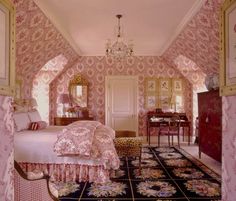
<box><xmin>69</xmin><ymin>74</ymin><xmax>88</xmax><ymax>107</ymax></box>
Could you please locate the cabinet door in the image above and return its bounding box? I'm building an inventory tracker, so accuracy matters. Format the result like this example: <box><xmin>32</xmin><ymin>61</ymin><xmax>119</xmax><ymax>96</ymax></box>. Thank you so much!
<box><xmin>198</xmin><ymin>90</ymin><xmax>222</xmax><ymax>162</ymax></box>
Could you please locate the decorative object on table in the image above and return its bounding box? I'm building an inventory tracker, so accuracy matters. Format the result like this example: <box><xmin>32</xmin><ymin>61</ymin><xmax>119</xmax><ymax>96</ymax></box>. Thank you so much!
<box><xmin>220</xmin><ymin>0</ymin><xmax>236</xmax><ymax>96</ymax></box>
<box><xmin>66</xmin><ymin>107</ymin><xmax>77</xmax><ymax>117</ymax></box>
<box><xmin>204</xmin><ymin>74</ymin><xmax>219</xmax><ymax>91</ymax></box>
<box><xmin>57</xmin><ymin>93</ymin><xmax>70</xmax><ymax>117</ymax></box>
<box><xmin>105</xmin><ymin>14</ymin><xmax>134</xmax><ymax>61</ymax></box>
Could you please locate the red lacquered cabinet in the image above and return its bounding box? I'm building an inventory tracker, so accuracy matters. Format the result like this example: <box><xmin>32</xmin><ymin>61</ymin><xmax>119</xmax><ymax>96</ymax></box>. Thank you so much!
<box><xmin>197</xmin><ymin>90</ymin><xmax>222</xmax><ymax>162</ymax></box>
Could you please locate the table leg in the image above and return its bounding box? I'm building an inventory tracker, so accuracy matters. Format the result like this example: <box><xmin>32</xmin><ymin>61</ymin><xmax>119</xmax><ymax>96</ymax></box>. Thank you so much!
<box><xmin>188</xmin><ymin>126</ymin><xmax>190</xmax><ymax>145</ymax></box>
<box><xmin>147</xmin><ymin>124</ymin><xmax>150</xmax><ymax>145</ymax></box>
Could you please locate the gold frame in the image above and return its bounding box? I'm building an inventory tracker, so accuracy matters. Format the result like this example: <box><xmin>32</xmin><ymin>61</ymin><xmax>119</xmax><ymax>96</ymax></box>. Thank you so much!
<box><xmin>0</xmin><ymin>0</ymin><xmax>15</xmax><ymax>96</ymax></box>
<box><xmin>220</xmin><ymin>0</ymin><xmax>236</xmax><ymax>96</ymax></box>
<box><xmin>15</xmin><ymin>79</ymin><xmax>22</xmax><ymax>99</ymax></box>
<box><xmin>68</xmin><ymin>74</ymin><xmax>88</xmax><ymax>107</ymax></box>
<box><xmin>144</xmin><ymin>78</ymin><xmax>158</xmax><ymax>109</ymax></box>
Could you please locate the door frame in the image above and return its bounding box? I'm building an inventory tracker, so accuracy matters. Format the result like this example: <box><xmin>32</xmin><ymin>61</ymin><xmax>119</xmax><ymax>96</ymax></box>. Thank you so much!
<box><xmin>105</xmin><ymin>75</ymin><xmax>138</xmax><ymax>135</ymax></box>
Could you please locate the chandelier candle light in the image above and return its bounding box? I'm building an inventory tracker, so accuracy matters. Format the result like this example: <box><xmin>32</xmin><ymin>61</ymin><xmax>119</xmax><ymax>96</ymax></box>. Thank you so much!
<box><xmin>105</xmin><ymin>14</ymin><xmax>134</xmax><ymax>61</ymax></box>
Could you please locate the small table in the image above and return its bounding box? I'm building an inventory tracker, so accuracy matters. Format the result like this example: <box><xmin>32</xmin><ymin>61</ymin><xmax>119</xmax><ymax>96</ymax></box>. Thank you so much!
<box><xmin>54</xmin><ymin>116</ymin><xmax>94</xmax><ymax>126</ymax></box>
<box><xmin>146</xmin><ymin>112</ymin><xmax>191</xmax><ymax>145</ymax></box>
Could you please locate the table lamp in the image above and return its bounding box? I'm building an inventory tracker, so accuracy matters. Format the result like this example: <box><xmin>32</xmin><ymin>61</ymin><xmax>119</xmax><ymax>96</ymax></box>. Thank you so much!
<box><xmin>57</xmin><ymin>93</ymin><xmax>70</xmax><ymax>117</ymax></box>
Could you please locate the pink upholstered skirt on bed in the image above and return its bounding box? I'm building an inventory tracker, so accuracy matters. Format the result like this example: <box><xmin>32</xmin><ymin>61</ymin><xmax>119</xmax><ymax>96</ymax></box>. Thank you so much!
<box><xmin>14</xmin><ymin>126</ymin><xmax>117</xmax><ymax>183</ymax></box>
<box><xmin>19</xmin><ymin>162</ymin><xmax>110</xmax><ymax>183</ymax></box>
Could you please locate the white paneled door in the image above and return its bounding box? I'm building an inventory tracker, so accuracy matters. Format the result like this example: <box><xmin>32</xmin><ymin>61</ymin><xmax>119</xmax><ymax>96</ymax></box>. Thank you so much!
<box><xmin>105</xmin><ymin>76</ymin><xmax>138</xmax><ymax>135</ymax></box>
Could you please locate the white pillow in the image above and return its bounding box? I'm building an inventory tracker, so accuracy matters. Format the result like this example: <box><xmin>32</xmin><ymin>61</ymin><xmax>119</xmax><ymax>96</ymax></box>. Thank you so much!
<box><xmin>13</xmin><ymin>112</ymin><xmax>31</xmax><ymax>132</ymax></box>
<box><xmin>28</xmin><ymin>110</ymin><xmax>42</xmax><ymax>122</ymax></box>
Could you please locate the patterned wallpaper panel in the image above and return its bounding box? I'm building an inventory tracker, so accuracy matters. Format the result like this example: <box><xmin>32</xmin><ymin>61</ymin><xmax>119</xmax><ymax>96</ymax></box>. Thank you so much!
<box><xmin>32</xmin><ymin>54</ymin><xmax>68</xmax><ymax>122</ymax></box>
<box><xmin>173</xmin><ymin>55</ymin><xmax>206</xmax><ymax>91</ymax></box>
<box><xmin>12</xmin><ymin>0</ymin><xmax>78</xmax><ymax>98</ymax></box>
<box><xmin>0</xmin><ymin>96</ymin><xmax>14</xmax><ymax>201</ymax></box>
<box><xmin>50</xmin><ymin>56</ymin><xmax>193</xmax><ymax>136</ymax></box>
<box><xmin>163</xmin><ymin>0</ymin><xmax>224</xmax><ymax>75</ymax></box>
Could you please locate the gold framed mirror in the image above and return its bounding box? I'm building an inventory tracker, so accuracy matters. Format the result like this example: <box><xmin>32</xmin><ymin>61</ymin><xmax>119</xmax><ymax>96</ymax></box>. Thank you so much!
<box><xmin>68</xmin><ymin>74</ymin><xmax>88</xmax><ymax>107</ymax></box>
<box><xmin>15</xmin><ymin>79</ymin><xmax>22</xmax><ymax>100</ymax></box>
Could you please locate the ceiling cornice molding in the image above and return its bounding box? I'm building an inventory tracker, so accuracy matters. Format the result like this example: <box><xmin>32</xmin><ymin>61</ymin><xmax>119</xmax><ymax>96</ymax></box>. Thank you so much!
<box><xmin>34</xmin><ymin>0</ymin><xmax>82</xmax><ymax>56</ymax></box>
<box><xmin>159</xmin><ymin>0</ymin><xmax>207</xmax><ymax>56</ymax></box>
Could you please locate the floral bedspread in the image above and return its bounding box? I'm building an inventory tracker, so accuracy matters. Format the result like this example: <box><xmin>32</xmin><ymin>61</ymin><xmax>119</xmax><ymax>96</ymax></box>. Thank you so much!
<box><xmin>53</xmin><ymin>121</ymin><xmax>120</xmax><ymax>170</ymax></box>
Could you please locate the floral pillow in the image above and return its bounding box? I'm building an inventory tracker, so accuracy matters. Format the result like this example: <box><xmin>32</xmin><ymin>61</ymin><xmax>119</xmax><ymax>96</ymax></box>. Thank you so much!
<box><xmin>28</xmin><ymin>121</ymin><xmax>47</xmax><ymax>130</ymax></box>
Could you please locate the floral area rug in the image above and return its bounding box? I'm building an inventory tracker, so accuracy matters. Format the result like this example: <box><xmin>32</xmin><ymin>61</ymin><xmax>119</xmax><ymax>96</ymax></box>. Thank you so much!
<box><xmin>58</xmin><ymin>146</ymin><xmax>221</xmax><ymax>201</ymax></box>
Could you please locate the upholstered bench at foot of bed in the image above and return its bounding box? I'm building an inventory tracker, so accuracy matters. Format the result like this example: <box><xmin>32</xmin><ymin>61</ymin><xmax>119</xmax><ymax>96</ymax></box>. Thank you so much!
<box><xmin>114</xmin><ymin>137</ymin><xmax>142</xmax><ymax>173</ymax></box>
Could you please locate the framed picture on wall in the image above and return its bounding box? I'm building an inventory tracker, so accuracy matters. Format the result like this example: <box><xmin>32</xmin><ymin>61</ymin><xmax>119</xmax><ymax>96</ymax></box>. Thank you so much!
<box><xmin>159</xmin><ymin>95</ymin><xmax>170</xmax><ymax>110</ymax></box>
<box><xmin>146</xmin><ymin>79</ymin><xmax>156</xmax><ymax>92</ymax></box>
<box><xmin>0</xmin><ymin>0</ymin><xmax>15</xmax><ymax>96</ymax></box>
<box><xmin>146</xmin><ymin>96</ymin><xmax>156</xmax><ymax>108</ymax></box>
<box><xmin>173</xmin><ymin>79</ymin><xmax>182</xmax><ymax>92</ymax></box>
<box><xmin>220</xmin><ymin>0</ymin><xmax>236</xmax><ymax>96</ymax></box>
<box><xmin>160</xmin><ymin>80</ymin><xmax>169</xmax><ymax>92</ymax></box>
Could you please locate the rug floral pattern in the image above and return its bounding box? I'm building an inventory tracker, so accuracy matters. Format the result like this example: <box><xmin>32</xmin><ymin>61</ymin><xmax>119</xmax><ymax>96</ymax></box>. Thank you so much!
<box><xmin>58</xmin><ymin>146</ymin><xmax>221</xmax><ymax>200</ymax></box>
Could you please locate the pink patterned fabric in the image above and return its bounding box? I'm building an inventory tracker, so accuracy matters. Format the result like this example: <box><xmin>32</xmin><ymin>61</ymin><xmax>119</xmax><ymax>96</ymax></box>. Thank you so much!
<box><xmin>91</xmin><ymin>124</ymin><xmax>119</xmax><ymax>169</ymax></box>
<box><xmin>14</xmin><ymin>169</ymin><xmax>54</xmax><ymax>201</ymax></box>
<box><xmin>54</xmin><ymin>121</ymin><xmax>120</xmax><ymax>170</ymax></box>
<box><xmin>54</xmin><ymin>121</ymin><xmax>101</xmax><ymax>156</ymax></box>
<box><xmin>0</xmin><ymin>96</ymin><xmax>14</xmax><ymax>201</ymax></box>
<box><xmin>19</xmin><ymin>162</ymin><xmax>110</xmax><ymax>183</ymax></box>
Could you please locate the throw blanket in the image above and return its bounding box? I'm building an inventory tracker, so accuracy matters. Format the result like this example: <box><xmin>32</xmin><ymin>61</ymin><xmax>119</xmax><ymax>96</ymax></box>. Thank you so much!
<box><xmin>54</xmin><ymin>121</ymin><xmax>120</xmax><ymax>170</ymax></box>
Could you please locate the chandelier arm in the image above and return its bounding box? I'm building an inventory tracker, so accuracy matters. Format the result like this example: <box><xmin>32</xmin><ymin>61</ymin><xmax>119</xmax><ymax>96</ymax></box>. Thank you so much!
<box><xmin>106</xmin><ymin>14</ymin><xmax>134</xmax><ymax>60</ymax></box>
<box><xmin>117</xmin><ymin>14</ymin><xmax>122</xmax><ymax>38</ymax></box>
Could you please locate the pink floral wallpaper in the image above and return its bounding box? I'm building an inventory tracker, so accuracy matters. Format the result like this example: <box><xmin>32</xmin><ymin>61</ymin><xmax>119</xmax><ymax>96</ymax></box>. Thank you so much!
<box><xmin>173</xmin><ymin>55</ymin><xmax>206</xmax><ymax>91</ymax></box>
<box><xmin>0</xmin><ymin>96</ymin><xmax>14</xmax><ymax>201</ymax></box>
<box><xmin>163</xmin><ymin>0</ymin><xmax>224</xmax><ymax>75</ymax></box>
<box><xmin>50</xmin><ymin>56</ymin><xmax>193</xmax><ymax>136</ymax></box>
<box><xmin>12</xmin><ymin>0</ymin><xmax>78</xmax><ymax>98</ymax></box>
<box><xmin>32</xmin><ymin>54</ymin><xmax>68</xmax><ymax>122</ymax></box>
<box><xmin>222</xmin><ymin>96</ymin><xmax>236</xmax><ymax>201</ymax></box>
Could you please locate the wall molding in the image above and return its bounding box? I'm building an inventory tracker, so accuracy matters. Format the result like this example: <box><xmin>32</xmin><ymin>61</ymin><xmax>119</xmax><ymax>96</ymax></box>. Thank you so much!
<box><xmin>159</xmin><ymin>0</ymin><xmax>207</xmax><ymax>56</ymax></box>
<box><xmin>34</xmin><ymin>0</ymin><xmax>82</xmax><ymax>56</ymax></box>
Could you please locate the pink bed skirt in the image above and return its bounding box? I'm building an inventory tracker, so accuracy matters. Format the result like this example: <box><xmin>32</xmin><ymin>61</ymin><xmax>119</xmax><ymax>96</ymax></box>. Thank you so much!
<box><xmin>19</xmin><ymin>162</ymin><xmax>110</xmax><ymax>183</ymax></box>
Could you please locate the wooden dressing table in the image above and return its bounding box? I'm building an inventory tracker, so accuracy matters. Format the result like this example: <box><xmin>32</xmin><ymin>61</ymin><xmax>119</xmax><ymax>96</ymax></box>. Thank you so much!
<box><xmin>54</xmin><ymin>116</ymin><xmax>94</xmax><ymax>126</ymax></box>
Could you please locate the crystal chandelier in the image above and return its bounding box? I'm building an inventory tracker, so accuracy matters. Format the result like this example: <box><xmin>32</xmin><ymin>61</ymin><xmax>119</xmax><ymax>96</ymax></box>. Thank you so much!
<box><xmin>105</xmin><ymin>14</ymin><xmax>134</xmax><ymax>61</ymax></box>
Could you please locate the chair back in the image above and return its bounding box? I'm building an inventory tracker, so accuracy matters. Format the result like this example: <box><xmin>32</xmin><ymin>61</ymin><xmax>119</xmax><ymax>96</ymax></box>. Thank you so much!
<box><xmin>169</xmin><ymin>114</ymin><xmax>181</xmax><ymax>131</ymax></box>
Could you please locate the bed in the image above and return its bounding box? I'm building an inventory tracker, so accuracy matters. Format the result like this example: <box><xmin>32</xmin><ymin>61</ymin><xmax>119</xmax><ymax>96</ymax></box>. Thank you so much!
<box><xmin>14</xmin><ymin>115</ymin><xmax>120</xmax><ymax>183</ymax></box>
